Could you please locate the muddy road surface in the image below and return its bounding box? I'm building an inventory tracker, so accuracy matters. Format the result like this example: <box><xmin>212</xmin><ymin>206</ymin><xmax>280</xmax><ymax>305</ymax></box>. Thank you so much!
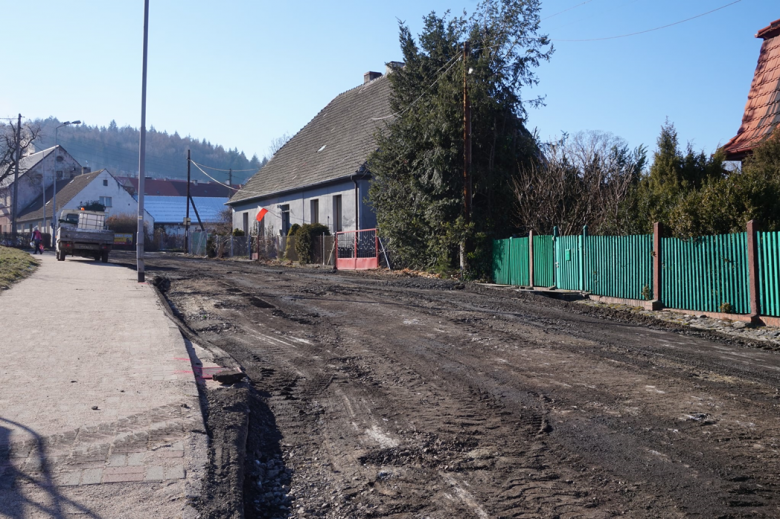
<box><xmin>133</xmin><ymin>253</ymin><xmax>780</xmax><ymax>518</ymax></box>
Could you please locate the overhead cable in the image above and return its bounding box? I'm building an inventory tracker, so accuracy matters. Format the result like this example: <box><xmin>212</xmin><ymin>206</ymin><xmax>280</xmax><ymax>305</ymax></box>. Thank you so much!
<box><xmin>552</xmin><ymin>0</ymin><xmax>741</xmax><ymax>42</ymax></box>
<box><xmin>542</xmin><ymin>0</ymin><xmax>596</xmax><ymax>21</ymax></box>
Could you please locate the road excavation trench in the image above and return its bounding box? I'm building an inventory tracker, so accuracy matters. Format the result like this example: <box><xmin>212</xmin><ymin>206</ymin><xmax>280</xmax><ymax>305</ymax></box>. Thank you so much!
<box><xmin>141</xmin><ymin>254</ymin><xmax>780</xmax><ymax>518</ymax></box>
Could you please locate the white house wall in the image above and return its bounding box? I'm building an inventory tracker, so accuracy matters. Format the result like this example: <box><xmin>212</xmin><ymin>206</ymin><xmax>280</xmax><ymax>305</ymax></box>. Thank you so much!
<box><xmin>0</xmin><ymin>148</ymin><xmax>81</xmax><ymax>232</ymax></box>
<box><xmin>18</xmin><ymin>170</ymin><xmax>154</xmax><ymax>233</ymax></box>
<box><xmin>230</xmin><ymin>178</ymin><xmax>375</xmax><ymax>237</ymax></box>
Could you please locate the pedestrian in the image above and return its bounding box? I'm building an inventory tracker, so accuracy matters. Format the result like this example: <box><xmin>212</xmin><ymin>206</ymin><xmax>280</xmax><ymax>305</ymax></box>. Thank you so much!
<box><xmin>32</xmin><ymin>227</ymin><xmax>43</xmax><ymax>255</ymax></box>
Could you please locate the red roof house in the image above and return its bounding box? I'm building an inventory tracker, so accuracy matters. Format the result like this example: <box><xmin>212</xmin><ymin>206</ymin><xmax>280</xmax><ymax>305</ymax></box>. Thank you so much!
<box><xmin>724</xmin><ymin>18</ymin><xmax>780</xmax><ymax>161</ymax></box>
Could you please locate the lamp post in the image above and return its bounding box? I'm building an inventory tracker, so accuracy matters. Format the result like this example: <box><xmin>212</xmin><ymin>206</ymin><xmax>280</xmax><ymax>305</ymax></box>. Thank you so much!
<box><xmin>52</xmin><ymin>120</ymin><xmax>80</xmax><ymax>242</ymax></box>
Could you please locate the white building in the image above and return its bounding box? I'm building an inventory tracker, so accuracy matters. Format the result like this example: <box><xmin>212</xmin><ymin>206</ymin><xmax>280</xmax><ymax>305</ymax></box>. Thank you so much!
<box><xmin>15</xmin><ymin>169</ymin><xmax>153</xmax><ymax>232</ymax></box>
<box><xmin>227</xmin><ymin>68</ymin><xmax>396</xmax><ymax>237</ymax></box>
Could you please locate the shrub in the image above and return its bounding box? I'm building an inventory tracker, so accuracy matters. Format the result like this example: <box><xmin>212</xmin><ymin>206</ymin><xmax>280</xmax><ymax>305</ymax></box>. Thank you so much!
<box><xmin>283</xmin><ymin>224</ymin><xmax>301</xmax><ymax>260</ymax></box>
<box><xmin>232</xmin><ymin>228</ymin><xmax>245</xmax><ymax>237</ymax></box>
<box><xmin>294</xmin><ymin>223</ymin><xmax>331</xmax><ymax>264</ymax></box>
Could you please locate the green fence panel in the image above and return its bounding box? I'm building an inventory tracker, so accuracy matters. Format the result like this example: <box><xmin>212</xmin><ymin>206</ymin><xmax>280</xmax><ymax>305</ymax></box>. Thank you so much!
<box><xmin>533</xmin><ymin>234</ymin><xmax>554</xmax><ymax>287</ymax></box>
<box><xmin>585</xmin><ymin>235</ymin><xmax>653</xmax><ymax>300</ymax></box>
<box><xmin>758</xmin><ymin>231</ymin><xmax>780</xmax><ymax>317</ymax></box>
<box><xmin>661</xmin><ymin>233</ymin><xmax>750</xmax><ymax>314</ymax></box>
<box><xmin>509</xmin><ymin>237</ymin><xmax>530</xmax><ymax>286</ymax></box>
<box><xmin>492</xmin><ymin>237</ymin><xmax>530</xmax><ymax>286</ymax></box>
<box><xmin>492</xmin><ymin>239</ymin><xmax>511</xmax><ymax>284</ymax></box>
<box><xmin>556</xmin><ymin>235</ymin><xmax>581</xmax><ymax>290</ymax></box>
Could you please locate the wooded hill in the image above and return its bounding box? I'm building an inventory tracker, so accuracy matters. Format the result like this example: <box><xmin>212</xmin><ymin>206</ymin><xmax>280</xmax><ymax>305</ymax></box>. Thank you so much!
<box><xmin>31</xmin><ymin>117</ymin><xmax>264</xmax><ymax>184</ymax></box>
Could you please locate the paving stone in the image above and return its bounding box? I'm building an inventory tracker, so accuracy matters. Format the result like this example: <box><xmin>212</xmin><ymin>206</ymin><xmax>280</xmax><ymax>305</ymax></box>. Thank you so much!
<box><xmin>127</xmin><ymin>452</ymin><xmax>146</xmax><ymax>466</ymax></box>
<box><xmin>81</xmin><ymin>468</ymin><xmax>103</xmax><ymax>485</ymax></box>
<box><xmin>165</xmin><ymin>465</ymin><xmax>185</xmax><ymax>480</ymax></box>
<box><xmin>103</xmin><ymin>466</ymin><xmax>145</xmax><ymax>483</ymax></box>
<box><xmin>107</xmin><ymin>454</ymin><xmax>127</xmax><ymax>467</ymax></box>
<box><xmin>58</xmin><ymin>471</ymin><xmax>82</xmax><ymax>486</ymax></box>
<box><xmin>145</xmin><ymin>465</ymin><xmax>165</xmax><ymax>481</ymax></box>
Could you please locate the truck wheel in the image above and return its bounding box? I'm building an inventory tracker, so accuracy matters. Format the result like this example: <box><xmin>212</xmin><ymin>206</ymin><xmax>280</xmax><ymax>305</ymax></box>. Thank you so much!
<box><xmin>94</xmin><ymin>254</ymin><xmax>100</xmax><ymax>261</ymax></box>
<box><xmin>101</xmin><ymin>252</ymin><xmax>109</xmax><ymax>263</ymax></box>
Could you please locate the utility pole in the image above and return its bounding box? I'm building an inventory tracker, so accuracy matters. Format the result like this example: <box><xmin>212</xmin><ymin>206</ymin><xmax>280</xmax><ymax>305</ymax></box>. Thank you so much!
<box><xmin>228</xmin><ymin>168</ymin><xmax>232</xmax><ymax>187</ymax></box>
<box><xmin>136</xmin><ymin>0</ymin><xmax>149</xmax><ymax>283</ymax></box>
<box><xmin>11</xmin><ymin>114</ymin><xmax>21</xmax><ymax>239</ymax></box>
<box><xmin>460</xmin><ymin>41</ymin><xmax>472</xmax><ymax>272</ymax></box>
<box><xmin>185</xmin><ymin>149</ymin><xmax>191</xmax><ymax>253</ymax></box>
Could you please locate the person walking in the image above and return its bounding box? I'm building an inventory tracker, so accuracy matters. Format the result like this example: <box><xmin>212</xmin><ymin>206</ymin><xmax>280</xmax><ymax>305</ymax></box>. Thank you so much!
<box><xmin>32</xmin><ymin>227</ymin><xmax>43</xmax><ymax>255</ymax></box>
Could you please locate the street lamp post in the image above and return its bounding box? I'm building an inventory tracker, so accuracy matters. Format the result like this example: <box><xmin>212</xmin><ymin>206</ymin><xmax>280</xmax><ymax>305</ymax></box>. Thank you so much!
<box><xmin>52</xmin><ymin>120</ymin><xmax>80</xmax><ymax>243</ymax></box>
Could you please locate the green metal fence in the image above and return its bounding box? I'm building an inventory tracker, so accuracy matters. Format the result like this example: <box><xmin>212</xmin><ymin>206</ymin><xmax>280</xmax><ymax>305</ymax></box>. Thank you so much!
<box><xmin>509</xmin><ymin>237</ymin><xmax>530</xmax><ymax>286</ymax></box>
<box><xmin>661</xmin><ymin>233</ymin><xmax>750</xmax><ymax>314</ymax></box>
<box><xmin>585</xmin><ymin>235</ymin><xmax>653</xmax><ymax>300</ymax></box>
<box><xmin>532</xmin><ymin>235</ymin><xmax>554</xmax><ymax>287</ymax></box>
<box><xmin>758</xmin><ymin>231</ymin><xmax>780</xmax><ymax>317</ymax></box>
<box><xmin>492</xmin><ymin>237</ymin><xmax>530</xmax><ymax>286</ymax></box>
<box><xmin>556</xmin><ymin>235</ymin><xmax>582</xmax><ymax>290</ymax></box>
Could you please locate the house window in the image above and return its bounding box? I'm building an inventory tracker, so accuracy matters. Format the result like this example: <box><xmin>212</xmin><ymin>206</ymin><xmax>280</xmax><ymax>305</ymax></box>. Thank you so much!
<box><xmin>333</xmin><ymin>195</ymin><xmax>342</xmax><ymax>232</ymax></box>
<box><xmin>310</xmin><ymin>199</ymin><xmax>319</xmax><ymax>224</ymax></box>
<box><xmin>99</xmin><ymin>196</ymin><xmax>112</xmax><ymax>208</ymax></box>
<box><xmin>56</xmin><ymin>170</ymin><xmax>64</xmax><ymax>179</ymax></box>
<box><xmin>280</xmin><ymin>204</ymin><xmax>290</xmax><ymax>235</ymax></box>
<box><xmin>103</xmin><ymin>179</ymin><xmax>108</xmax><ymax>186</ymax></box>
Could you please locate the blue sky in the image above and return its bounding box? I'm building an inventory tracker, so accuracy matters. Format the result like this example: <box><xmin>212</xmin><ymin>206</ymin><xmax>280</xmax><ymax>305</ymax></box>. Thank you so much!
<box><xmin>0</xmin><ymin>0</ymin><xmax>775</xmax><ymax>175</ymax></box>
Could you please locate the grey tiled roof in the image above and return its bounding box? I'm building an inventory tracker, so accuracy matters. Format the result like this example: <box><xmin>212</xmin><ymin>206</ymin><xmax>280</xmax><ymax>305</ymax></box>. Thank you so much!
<box><xmin>0</xmin><ymin>146</ymin><xmax>58</xmax><ymax>188</ymax></box>
<box><xmin>17</xmin><ymin>170</ymin><xmax>103</xmax><ymax>223</ymax></box>
<box><xmin>229</xmin><ymin>75</ymin><xmax>393</xmax><ymax>205</ymax></box>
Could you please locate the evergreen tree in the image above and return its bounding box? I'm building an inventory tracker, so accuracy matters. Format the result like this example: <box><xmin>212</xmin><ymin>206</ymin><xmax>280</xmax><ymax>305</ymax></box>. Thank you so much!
<box><xmin>632</xmin><ymin>120</ymin><xmax>725</xmax><ymax>234</ymax></box>
<box><xmin>369</xmin><ymin>0</ymin><xmax>551</xmax><ymax>275</ymax></box>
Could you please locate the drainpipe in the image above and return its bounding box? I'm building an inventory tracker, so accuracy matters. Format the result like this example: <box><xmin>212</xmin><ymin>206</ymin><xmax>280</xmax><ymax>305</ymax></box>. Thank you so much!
<box><xmin>352</xmin><ymin>175</ymin><xmax>360</xmax><ymax>230</ymax></box>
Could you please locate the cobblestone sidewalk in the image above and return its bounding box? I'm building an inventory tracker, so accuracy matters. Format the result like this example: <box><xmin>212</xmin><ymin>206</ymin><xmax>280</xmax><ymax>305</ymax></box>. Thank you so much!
<box><xmin>0</xmin><ymin>253</ymin><xmax>207</xmax><ymax>518</ymax></box>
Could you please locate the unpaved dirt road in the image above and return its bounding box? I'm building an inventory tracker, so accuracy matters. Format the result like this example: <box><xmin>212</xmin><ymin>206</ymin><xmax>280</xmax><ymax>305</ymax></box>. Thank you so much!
<box><xmin>132</xmin><ymin>253</ymin><xmax>780</xmax><ymax>518</ymax></box>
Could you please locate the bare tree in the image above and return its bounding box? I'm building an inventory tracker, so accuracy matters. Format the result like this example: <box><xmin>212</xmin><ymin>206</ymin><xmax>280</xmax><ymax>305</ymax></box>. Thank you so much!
<box><xmin>268</xmin><ymin>132</ymin><xmax>291</xmax><ymax>157</ymax></box>
<box><xmin>0</xmin><ymin>121</ymin><xmax>42</xmax><ymax>184</ymax></box>
<box><xmin>513</xmin><ymin>131</ymin><xmax>646</xmax><ymax>236</ymax></box>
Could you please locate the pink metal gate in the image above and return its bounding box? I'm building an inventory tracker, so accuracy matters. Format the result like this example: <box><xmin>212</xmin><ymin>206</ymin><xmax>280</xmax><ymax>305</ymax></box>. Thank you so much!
<box><xmin>335</xmin><ymin>229</ymin><xmax>379</xmax><ymax>270</ymax></box>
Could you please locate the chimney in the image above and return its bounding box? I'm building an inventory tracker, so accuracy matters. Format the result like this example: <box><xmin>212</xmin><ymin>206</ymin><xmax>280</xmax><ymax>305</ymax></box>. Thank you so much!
<box><xmin>385</xmin><ymin>61</ymin><xmax>404</xmax><ymax>75</ymax></box>
<box><xmin>82</xmin><ymin>166</ymin><xmax>90</xmax><ymax>174</ymax></box>
<box><xmin>363</xmin><ymin>71</ymin><xmax>382</xmax><ymax>84</ymax></box>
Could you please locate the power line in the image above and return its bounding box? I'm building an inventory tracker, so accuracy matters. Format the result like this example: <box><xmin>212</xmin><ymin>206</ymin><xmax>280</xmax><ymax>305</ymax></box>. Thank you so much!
<box><xmin>542</xmin><ymin>0</ymin><xmax>596</xmax><ymax>21</ymax></box>
<box><xmin>552</xmin><ymin>0</ymin><xmax>742</xmax><ymax>42</ymax></box>
<box><xmin>190</xmin><ymin>161</ymin><xmax>258</xmax><ymax>172</ymax></box>
<box><xmin>371</xmin><ymin>54</ymin><xmax>463</xmax><ymax>121</ymax></box>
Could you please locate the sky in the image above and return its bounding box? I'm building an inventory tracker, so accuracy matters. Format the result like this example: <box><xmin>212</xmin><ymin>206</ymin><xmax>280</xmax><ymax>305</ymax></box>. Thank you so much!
<box><xmin>0</xmin><ymin>0</ymin><xmax>776</xmax><ymax>179</ymax></box>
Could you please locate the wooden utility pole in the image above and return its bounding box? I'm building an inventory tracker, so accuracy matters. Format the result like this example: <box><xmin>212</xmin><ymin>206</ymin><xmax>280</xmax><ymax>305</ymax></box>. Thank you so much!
<box><xmin>184</xmin><ymin>149</ymin><xmax>191</xmax><ymax>253</ymax></box>
<box><xmin>228</xmin><ymin>168</ymin><xmax>232</xmax><ymax>187</ymax></box>
<box><xmin>460</xmin><ymin>41</ymin><xmax>472</xmax><ymax>271</ymax></box>
<box><xmin>11</xmin><ymin>114</ymin><xmax>21</xmax><ymax>238</ymax></box>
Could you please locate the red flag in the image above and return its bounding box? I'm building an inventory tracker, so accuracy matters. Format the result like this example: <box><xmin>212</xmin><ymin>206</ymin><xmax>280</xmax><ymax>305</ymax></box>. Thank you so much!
<box><xmin>256</xmin><ymin>207</ymin><xmax>268</xmax><ymax>222</ymax></box>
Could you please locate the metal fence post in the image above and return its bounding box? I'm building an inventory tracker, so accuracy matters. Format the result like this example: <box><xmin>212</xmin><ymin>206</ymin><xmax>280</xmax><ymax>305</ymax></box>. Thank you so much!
<box><xmin>580</xmin><ymin>225</ymin><xmax>587</xmax><ymax>291</ymax></box>
<box><xmin>552</xmin><ymin>226</ymin><xmax>559</xmax><ymax>289</ymax></box>
<box><xmin>747</xmin><ymin>219</ymin><xmax>761</xmax><ymax>321</ymax></box>
<box><xmin>528</xmin><ymin>230</ymin><xmax>534</xmax><ymax>289</ymax></box>
<box><xmin>652</xmin><ymin>222</ymin><xmax>663</xmax><ymax>310</ymax></box>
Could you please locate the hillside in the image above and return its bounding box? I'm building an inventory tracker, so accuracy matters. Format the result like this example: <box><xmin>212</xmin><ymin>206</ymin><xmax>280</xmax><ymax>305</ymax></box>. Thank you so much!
<box><xmin>31</xmin><ymin>117</ymin><xmax>265</xmax><ymax>184</ymax></box>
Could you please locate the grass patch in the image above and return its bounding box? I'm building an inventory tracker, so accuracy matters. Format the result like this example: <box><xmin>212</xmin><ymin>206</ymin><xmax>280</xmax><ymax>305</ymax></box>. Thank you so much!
<box><xmin>0</xmin><ymin>246</ymin><xmax>39</xmax><ymax>291</ymax></box>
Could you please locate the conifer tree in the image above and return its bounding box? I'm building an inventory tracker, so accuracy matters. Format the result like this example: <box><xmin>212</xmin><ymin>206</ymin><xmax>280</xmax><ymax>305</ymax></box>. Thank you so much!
<box><xmin>369</xmin><ymin>0</ymin><xmax>552</xmax><ymax>275</ymax></box>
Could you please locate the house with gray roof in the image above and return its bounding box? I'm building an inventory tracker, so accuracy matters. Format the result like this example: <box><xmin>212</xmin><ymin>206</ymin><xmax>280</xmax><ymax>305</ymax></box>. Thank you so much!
<box><xmin>227</xmin><ymin>67</ymin><xmax>396</xmax><ymax>237</ymax></box>
<box><xmin>0</xmin><ymin>145</ymin><xmax>82</xmax><ymax>233</ymax></box>
<box><xmin>15</xmin><ymin>169</ymin><xmax>154</xmax><ymax>232</ymax></box>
